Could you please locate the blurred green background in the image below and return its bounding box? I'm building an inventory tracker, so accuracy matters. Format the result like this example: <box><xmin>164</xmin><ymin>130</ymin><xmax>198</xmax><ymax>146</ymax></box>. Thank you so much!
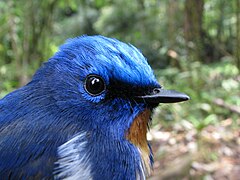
<box><xmin>0</xmin><ymin>0</ymin><xmax>239</xmax><ymax>179</ymax></box>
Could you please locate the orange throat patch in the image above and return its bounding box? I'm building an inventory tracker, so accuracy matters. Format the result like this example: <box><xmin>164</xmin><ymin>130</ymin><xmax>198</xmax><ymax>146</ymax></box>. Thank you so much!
<box><xmin>126</xmin><ymin>109</ymin><xmax>152</xmax><ymax>176</ymax></box>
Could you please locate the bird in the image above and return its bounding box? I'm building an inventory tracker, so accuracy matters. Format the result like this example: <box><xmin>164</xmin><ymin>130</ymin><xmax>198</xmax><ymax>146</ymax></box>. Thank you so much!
<box><xmin>0</xmin><ymin>35</ymin><xmax>189</xmax><ymax>180</ymax></box>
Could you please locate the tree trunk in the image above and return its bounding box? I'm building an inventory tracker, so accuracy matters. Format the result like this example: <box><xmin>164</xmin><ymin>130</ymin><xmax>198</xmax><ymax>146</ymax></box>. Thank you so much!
<box><xmin>167</xmin><ymin>0</ymin><xmax>182</xmax><ymax>69</ymax></box>
<box><xmin>184</xmin><ymin>0</ymin><xmax>205</xmax><ymax>62</ymax></box>
<box><xmin>9</xmin><ymin>0</ymin><xmax>59</xmax><ymax>86</ymax></box>
<box><xmin>236</xmin><ymin>0</ymin><xmax>240</xmax><ymax>70</ymax></box>
<box><xmin>167</xmin><ymin>0</ymin><xmax>178</xmax><ymax>48</ymax></box>
<box><xmin>7</xmin><ymin>1</ymin><xmax>23</xmax><ymax>83</ymax></box>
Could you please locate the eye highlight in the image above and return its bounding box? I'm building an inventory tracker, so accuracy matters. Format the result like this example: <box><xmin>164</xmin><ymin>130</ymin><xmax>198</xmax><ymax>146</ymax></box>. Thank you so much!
<box><xmin>84</xmin><ymin>75</ymin><xmax>106</xmax><ymax>96</ymax></box>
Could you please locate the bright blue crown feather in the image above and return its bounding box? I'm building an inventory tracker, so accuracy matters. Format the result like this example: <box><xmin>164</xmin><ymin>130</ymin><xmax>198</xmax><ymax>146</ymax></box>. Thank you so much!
<box><xmin>47</xmin><ymin>35</ymin><xmax>157</xmax><ymax>86</ymax></box>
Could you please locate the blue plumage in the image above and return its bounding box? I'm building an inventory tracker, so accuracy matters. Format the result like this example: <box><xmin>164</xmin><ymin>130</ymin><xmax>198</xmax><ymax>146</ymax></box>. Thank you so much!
<box><xmin>0</xmin><ymin>35</ymin><xmax>189</xmax><ymax>179</ymax></box>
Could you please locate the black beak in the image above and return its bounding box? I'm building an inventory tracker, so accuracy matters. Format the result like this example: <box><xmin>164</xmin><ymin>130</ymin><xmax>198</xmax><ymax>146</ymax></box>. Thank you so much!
<box><xmin>135</xmin><ymin>88</ymin><xmax>190</xmax><ymax>104</ymax></box>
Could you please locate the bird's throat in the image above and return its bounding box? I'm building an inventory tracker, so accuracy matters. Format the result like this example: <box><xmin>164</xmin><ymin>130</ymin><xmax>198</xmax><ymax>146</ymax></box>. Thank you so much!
<box><xmin>126</xmin><ymin>109</ymin><xmax>151</xmax><ymax>175</ymax></box>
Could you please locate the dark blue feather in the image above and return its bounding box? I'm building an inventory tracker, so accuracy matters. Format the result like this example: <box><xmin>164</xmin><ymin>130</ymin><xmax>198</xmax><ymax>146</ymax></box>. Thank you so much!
<box><xmin>0</xmin><ymin>35</ymin><xmax>159</xmax><ymax>179</ymax></box>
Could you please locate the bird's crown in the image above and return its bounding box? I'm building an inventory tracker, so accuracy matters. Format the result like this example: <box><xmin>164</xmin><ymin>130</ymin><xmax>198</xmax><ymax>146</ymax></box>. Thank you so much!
<box><xmin>56</xmin><ymin>35</ymin><xmax>157</xmax><ymax>86</ymax></box>
<box><xmin>33</xmin><ymin>35</ymin><xmax>159</xmax><ymax>104</ymax></box>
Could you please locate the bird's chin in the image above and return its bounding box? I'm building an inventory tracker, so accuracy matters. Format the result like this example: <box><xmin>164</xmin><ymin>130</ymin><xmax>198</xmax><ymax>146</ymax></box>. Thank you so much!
<box><xmin>125</xmin><ymin>109</ymin><xmax>152</xmax><ymax>175</ymax></box>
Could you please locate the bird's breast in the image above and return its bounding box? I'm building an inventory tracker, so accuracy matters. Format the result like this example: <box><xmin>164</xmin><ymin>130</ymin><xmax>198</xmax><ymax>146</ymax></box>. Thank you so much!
<box><xmin>125</xmin><ymin>109</ymin><xmax>152</xmax><ymax>176</ymax></box>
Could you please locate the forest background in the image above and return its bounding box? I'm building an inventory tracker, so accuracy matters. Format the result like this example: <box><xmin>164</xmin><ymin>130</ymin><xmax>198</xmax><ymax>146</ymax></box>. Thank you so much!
<box><xmin>0</xmin><ymin>0</ymin><xmax>239</xmax><ymax>179</ymax></box>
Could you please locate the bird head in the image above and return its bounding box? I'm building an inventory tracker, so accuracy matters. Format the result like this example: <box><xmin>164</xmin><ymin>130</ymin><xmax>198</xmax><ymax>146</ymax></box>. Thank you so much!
<box><xmin>29</xmin><ymin>35</ymin><xmax>189</xmax><ymax>178</ymax></box>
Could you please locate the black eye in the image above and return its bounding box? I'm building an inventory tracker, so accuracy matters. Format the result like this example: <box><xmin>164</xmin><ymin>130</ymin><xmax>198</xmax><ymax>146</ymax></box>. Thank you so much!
<box><xmin>84</xmin><ymin>75</ymin><xmax>106</xmax><ymax>96</ymax></box>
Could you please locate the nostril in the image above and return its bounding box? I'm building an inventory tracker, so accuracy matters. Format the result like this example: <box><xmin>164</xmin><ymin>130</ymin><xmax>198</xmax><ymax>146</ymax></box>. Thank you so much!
<box><xmin>152</xmin><ymin>88</ymin><xmax>161</xmax><ymax>94</ymax></box>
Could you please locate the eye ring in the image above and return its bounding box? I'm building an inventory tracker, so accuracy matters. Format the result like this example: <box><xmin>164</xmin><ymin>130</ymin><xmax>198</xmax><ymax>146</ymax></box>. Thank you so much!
<box><xmin>84</xmin><ymin>75</ymin><xmax>106</xmax><ymax>96</ymax></box>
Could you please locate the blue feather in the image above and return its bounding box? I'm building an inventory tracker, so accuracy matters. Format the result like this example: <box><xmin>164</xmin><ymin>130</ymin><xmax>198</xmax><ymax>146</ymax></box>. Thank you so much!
<box><xmin>0</xmin><ymin>35</ymin><xmax>160</xmax><ymax>179</ymax></box>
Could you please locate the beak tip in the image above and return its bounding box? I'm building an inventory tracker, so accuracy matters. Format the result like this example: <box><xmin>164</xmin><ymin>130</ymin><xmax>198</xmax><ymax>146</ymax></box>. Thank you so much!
<box><xmin>182</xmin><ymin>94</ymin><xmax>190</xmax><ymax>101</ymax></box>
<box><xmin>166</xmin><ymin>91</ymin><xmax>190</xmax><ymax>103</ymax></box>
<box><xmin>166</xmin><ymin>93</ymin><xmax>190</xmax><ymax>103</ymax></box>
